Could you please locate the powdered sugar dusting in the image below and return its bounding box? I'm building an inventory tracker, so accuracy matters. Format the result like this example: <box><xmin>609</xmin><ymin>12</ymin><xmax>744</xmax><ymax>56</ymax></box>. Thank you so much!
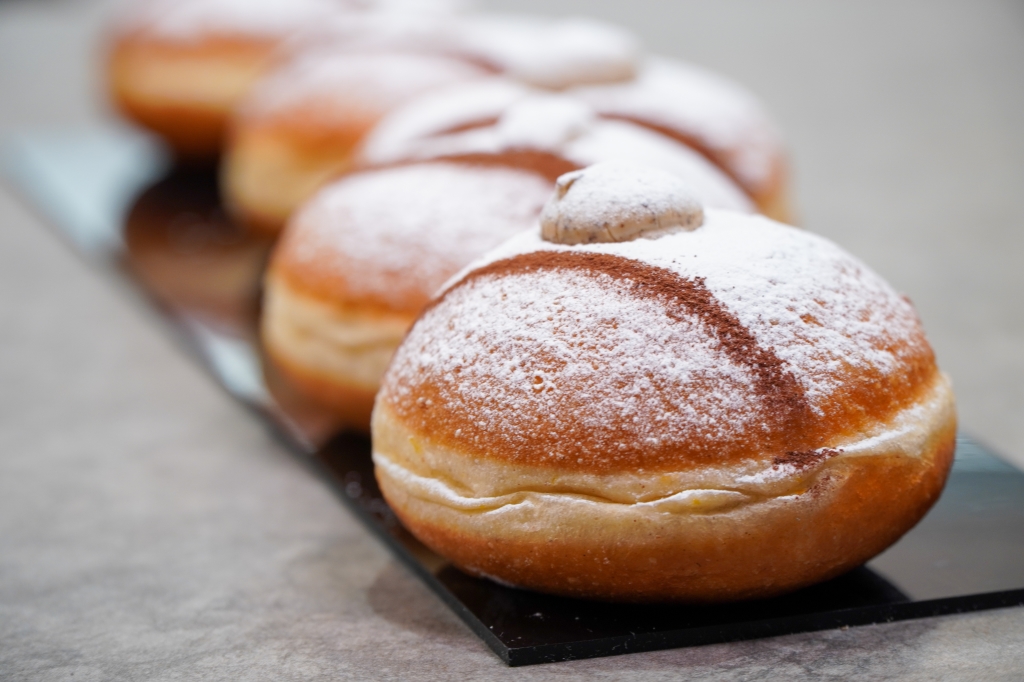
<box><xmin>359</xmin><ymin>83</ymin><xmax>752</xmax><ymax>212</ymax></box>
<box><xmin>495</xmin><ymin>96</ymin><xmax>595</xmax><ymax>149</ymax></box>
<box><xmin>116</xmin><ymin>0</ymin><xmax>462</xmax><ymax>42</ymax></box>
<box><xmin>283</xmin><ymin>162</ymin><xmax>553</xmax><ymax>312</ymax></box>
<box><xmin>388</xmin><ymin>266</ymin><xmax>767</xmax><ymax>453</ymax></box>
<box><xmin>358</xmin><ymin>78</ymin><xmax>527</xmax><ymax>164</ymax></box>
<box><xmin>573</xmin><ymin>57</ymin><xmax>785</xmax><ymax>193</ymax></box>
<box><xmin>563</xmin><ymin>120</ymin><xmax>752</xmax><ymax>211</ymax></box>
<box><xmin>240</xmin><ymin>50</ymin><xmax>487</xmax><ymax>121</ymax></box>
<box><xmin>384</xmin><ymin>208</ymin><xmax>932</xmax><ymax>465</ymax></box>
<box><xmin>290</xmin><ymin>13</ymin><xmax>638</xmax><ymax>89</ymax></box>
<box><xmin>457</xmin><ymin>15</ymin><xmax>639</xmax><ymax>88</ymax></box>
<box><xmin>448</xmin><ymin>210</ymin><xmax>926</xmax><ymax>410</ymax></box>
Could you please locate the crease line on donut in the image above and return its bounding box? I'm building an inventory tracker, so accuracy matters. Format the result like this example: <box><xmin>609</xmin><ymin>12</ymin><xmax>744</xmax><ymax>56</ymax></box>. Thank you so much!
<box><xmin>376</xmin><ymin>451</ymin><xmax>776</xmax><ymax>515</ymax></box>
<box><xmin>441</xmin><ymin>249</ymin><xmax>814</xmax><ymax>439</ymax></box>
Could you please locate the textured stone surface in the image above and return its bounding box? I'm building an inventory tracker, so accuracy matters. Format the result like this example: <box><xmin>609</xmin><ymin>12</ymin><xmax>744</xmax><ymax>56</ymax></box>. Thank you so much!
<box><xmin>2</xmin><ymin>0</ymin><xmax>1024</xmax><ymax>679</ymax></box>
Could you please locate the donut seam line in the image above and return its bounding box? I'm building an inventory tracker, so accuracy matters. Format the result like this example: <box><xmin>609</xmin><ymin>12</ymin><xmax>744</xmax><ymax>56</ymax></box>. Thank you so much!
<box><xmin>428</xmin><ymin>249</ymin><xmax>813</xmax><ymax>437</ymax></box>
<box><xmin>372</xmin><ymin>450</ymin><xmax>860</xmax><ymax>516</ymax></box>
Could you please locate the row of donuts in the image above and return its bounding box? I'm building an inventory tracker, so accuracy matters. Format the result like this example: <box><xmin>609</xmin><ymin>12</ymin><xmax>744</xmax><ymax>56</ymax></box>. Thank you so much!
<box><xmin>107</xmin><ymin>0</ymin><xmax>795</xmax><ymax>431</ymax></box>
<box><xmin>107</xmin><ymin>0</ymin><xmax>792</xmax><ymax>227</ymax></box>
<box><xmin>106</xmin><ymin>0</ymin><xmax>956</xmax><ymax>603</ymax></box>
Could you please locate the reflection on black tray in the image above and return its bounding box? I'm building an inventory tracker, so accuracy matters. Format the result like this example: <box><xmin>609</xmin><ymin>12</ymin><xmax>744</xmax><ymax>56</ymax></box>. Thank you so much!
<box><xmin>4</xmin><ymin>131</ymin><xmax>1024</xmax><ymax>666</ymax></box>
<box><xmin>123</xmin><ymin>166</ymin><xmax>271</xmax><ymax>337</ymax></box>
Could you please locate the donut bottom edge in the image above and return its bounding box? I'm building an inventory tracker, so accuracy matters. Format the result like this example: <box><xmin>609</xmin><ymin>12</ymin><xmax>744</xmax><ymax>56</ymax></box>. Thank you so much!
<box><xmin>373</xmin><ymin>410</ymin><xmax>956</xmax><ymax>603</ymax></box>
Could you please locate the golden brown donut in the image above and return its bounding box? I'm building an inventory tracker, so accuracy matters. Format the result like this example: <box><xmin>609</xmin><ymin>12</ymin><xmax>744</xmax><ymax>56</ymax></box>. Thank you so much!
<box><xmin>261</xmin><ymin>162</ymin><xmax>554</xmax><ymax>430</ymax></box>
<box><xmin>372</xmin><ymin>162</ymin><xmax>956</xmax><ymax>603</ymax></box>
<box><xmin>261</xmin><ymin>101</ymin><xmax>754</xmax><ymax>429</ymax></box>
<box><xmin>106</xmin><ymin>0</ymin><xmax>460</xmax><ymax>159</ymax></box>
<box><xmin>571</xmin><ymin>57</ymin><xmax>794</xmax><ymax>223</ymax></box>
<box><xmin>358</xmin><ymin>70</ymin><xmax>791</xmax><ymax>220</ymax></box>
<box><xmin>358</xmin><ymin>82</ymin><xmax>755</xmax><ymax>210</ymax></box>
<box><xmin>223</xmin><ymin>15</ymin><xmax>640</xmax><ymax>234</ymax></box>
<box><xmin>223</xmin><ymin>51</ymin><xmax>489</xmax><ymax>235</ymax></box>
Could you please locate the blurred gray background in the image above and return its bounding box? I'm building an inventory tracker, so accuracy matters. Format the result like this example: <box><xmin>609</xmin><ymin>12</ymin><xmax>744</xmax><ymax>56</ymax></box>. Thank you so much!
<box><xmin>2</xmin><ymin>1</ymin><xmax>1024</xmax><ymax>679</ymax></box>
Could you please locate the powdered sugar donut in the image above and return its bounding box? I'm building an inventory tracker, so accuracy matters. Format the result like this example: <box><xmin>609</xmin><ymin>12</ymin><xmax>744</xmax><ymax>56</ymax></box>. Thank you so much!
<box><xmin>224</xmin><ymin>51</ymin><xmax>488</xmax><ymax>234</ymax></box>
<box><xmin>262</xmin><ymin>162</ymin><xmax>553</xmax><ymax>430</ymax></box>
<box><xmin>359</xmin><ymin>82</ymin><xmax>754</xmax><ymax>212</ymax></box>
<box><xmin>571</xmin><ymin>57</ymin><xmax>793</xmax><ymax>222</ymax></box>
<box><xmin>106</xmin><ymin>0</ymin><xmax>461</xmax><ymax>159</ymax></box>
<box><xmin>372</xmin><ymin>162</ymin><xmax>955</xmax><ymax>602</ymax></box>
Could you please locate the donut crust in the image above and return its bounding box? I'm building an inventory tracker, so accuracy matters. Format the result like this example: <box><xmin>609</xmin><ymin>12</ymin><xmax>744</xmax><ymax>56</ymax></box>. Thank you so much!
<box><xmin>108</xmin><ymin>35</ymin><xmax>275</xmax><ymax>159</ymax></box>
<box><xmin>374</xmin><ymin>380</ymin><xmax>956</xmax><ymax>602</ymax></box>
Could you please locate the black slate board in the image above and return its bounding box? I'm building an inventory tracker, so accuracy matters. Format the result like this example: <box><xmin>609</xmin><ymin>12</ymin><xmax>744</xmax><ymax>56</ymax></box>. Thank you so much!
<box><xmin>5</xmin><ymin>128</ymin><xmax>1024</xmax><ymax>666</ymax></box>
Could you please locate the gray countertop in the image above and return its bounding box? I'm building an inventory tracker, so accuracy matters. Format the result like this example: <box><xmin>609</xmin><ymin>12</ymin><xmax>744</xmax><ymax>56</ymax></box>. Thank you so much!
<box><xmin>2</xmin><ymin>0</ymin><xmax>1024</xmax><ymax>679</ymax></box>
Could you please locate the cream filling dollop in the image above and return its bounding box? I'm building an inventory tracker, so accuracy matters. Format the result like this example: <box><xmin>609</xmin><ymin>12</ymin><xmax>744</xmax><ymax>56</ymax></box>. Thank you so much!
<box><xmin>373</xmin><ymin>372</ymin><xmax>955</xmax><ymax>515</ymax></box>
<box><xmin>540</xmin><ymin>161</ymin><xmax>704</xmax><ymax>245</ymax></box>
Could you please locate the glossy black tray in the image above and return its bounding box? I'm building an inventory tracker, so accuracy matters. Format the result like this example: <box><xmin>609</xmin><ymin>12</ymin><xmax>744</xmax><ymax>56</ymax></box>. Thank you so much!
<box><xmin>5</xmin><ymin>127</ymin><xmax>1024</xmax><ymax>666</ymax></box>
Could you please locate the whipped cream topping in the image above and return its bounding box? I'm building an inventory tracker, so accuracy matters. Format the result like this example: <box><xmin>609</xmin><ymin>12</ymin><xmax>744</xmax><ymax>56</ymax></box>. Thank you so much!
<box><xmin>540</xmin><ymin>161</ymin><xmax>704</xmax><ymax>245</ymax></box>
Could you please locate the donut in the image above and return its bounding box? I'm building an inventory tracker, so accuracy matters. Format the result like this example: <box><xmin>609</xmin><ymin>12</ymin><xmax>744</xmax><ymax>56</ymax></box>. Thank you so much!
<box><xmin>358</xmin><ymin>82</ymin><xmax>755</xmax><ymax>211</ymax></box>
<box><xmin>106</xmin><ymin>0</ymin><xmax>459</xmax><ymax>159</ymax></box>
<box><xmin>371</xmin><ymin>162</ymin><xmax>956</xmax><ymax>603</ymax></box>
<box><xmin>262</xmin><ymin>99</ymin><xmax>753</xmax><ymax>429</ymax></box>
<box><xmin>223</xmin><ymin>51</ymin><xmax>489</xmax><ymax>235</ymax></box>
<box><xmin>262</xmin><ymin>162</ymin><xmax>554</xmax><ymax>430</ymax></box>
<box><xmin>358</xmin><ymin>65</ymin><xmax>790</xmax><ymax>221</ymax></box>
<box><xmin>222</xmin><ymin>15</ymin><xmax>640</xmax><ymax>234</ymax></box>
<box><xmin>570</xmin><ymin>57</ymin><xmax>793</xmax><ymax>223</ymax></box>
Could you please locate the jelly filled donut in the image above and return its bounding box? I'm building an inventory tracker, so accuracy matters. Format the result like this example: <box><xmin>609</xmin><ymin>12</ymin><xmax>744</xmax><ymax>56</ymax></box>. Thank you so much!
<box><xmin>223</xmin><ymin>15</ymin><xmax>639</xmax><ymax>234</ymax></box>
<box><xmin>262</xmin><ymin>97</ymin><xmax>753</xmax><ymax>430</ymax></box>
<box><xmin>106</xmin><ymin>0</ymin><xmax>459</xmax><ymax>159</ymax></box>
<box><xmin>372</xmin><ymin>162</ymin><xmax>956</xmax><ymax>603</ymax></box>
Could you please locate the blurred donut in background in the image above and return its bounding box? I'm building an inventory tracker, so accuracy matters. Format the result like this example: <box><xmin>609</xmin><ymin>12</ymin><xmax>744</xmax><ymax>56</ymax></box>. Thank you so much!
<box><xmin>105</xmin><ymin>0</ymin><xmax>462</xmax><ymax>160</ymax></box>
<box><xmin>222</xmin><ymin>50</ymin><xmax>489</xmax><ymax>235</ymax></box>
<box><xmin>570</xmin><ymin>57</ymin><xmax>793</xmax><ymax>223</ymax></box>
<box><xmin>357</xmin><ymin>81</ymin><xmax>754</xmax><ymax>212</ymax></box>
